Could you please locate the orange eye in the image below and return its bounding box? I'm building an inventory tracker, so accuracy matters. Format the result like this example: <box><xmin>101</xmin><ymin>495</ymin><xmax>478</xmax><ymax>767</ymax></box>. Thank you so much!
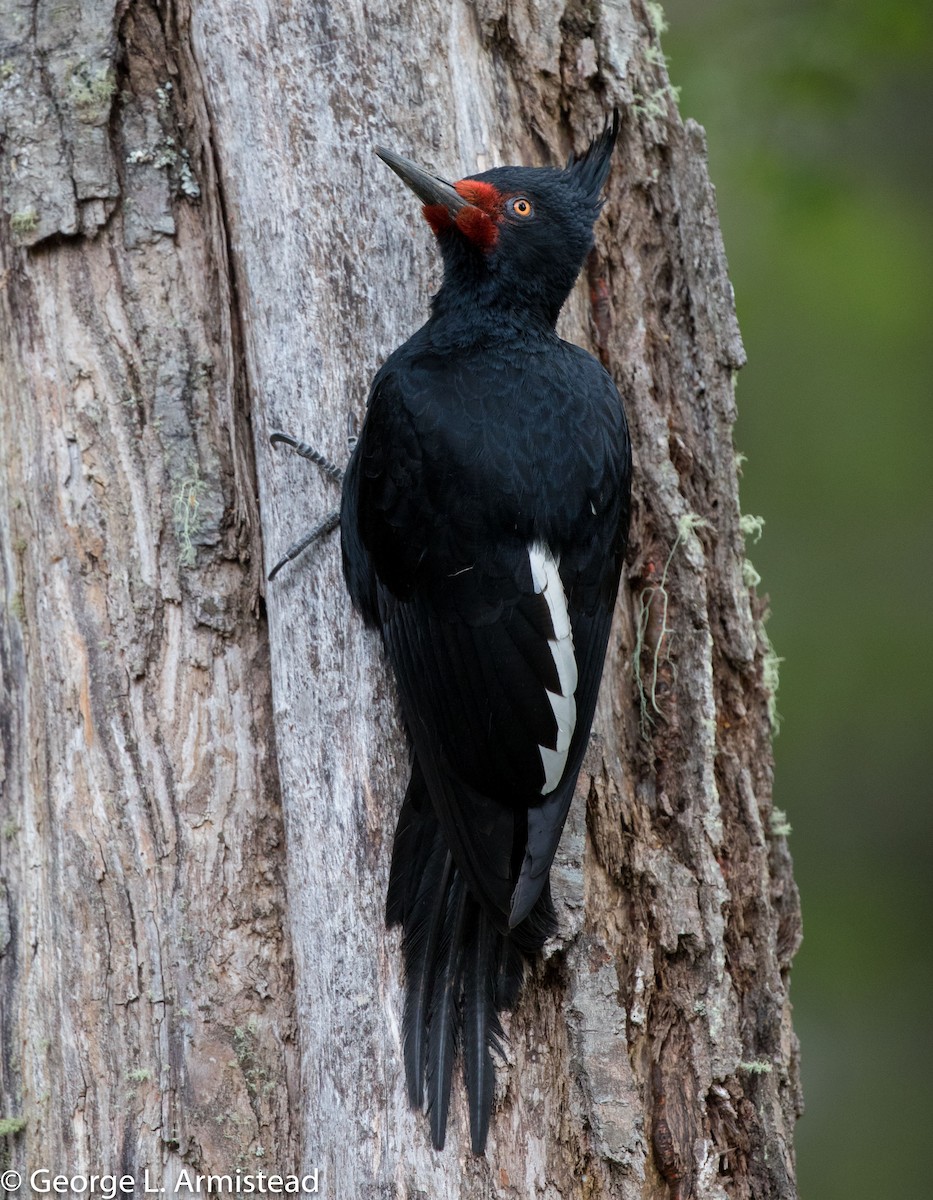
<box><xmin>510</xmin><ymin>197</ymin><xmax>534</xmax><ymax>218</ymax></box>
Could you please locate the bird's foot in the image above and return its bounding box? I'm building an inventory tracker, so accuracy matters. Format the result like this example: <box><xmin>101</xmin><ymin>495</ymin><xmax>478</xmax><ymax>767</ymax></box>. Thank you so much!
<box><xmin>270</xmin><ymin>430</ymin><xmax>345</xmax><ymax>484</ymax></box>
<box><xmin>267</xmin><ymin>509</ymin><xmax>340</xmax><ymax>581</ymax></box>
<box><xmin>268</xmin><ymin>428</ymin><xmax>351</xmax><ymax>581</ymax></box>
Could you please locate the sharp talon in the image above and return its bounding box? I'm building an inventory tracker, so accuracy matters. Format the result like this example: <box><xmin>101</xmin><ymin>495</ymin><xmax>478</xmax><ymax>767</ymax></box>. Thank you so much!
<box><xmin>268</xmin><ymin>431</ymin><xmax>346</xmax><ymax>580</ymax></box>
<box><xmin>346</xmin><ymin>412</ymin><xmax>360</xmax><ymax>453</ymax></box>
<box><xmin>270</xmin><ymin>429</ymin><xmax>345</xmax><ymax>485</ymax></box>
<box><xmin>268</xmin><ymin>509</ymin><xmax>341</xmax><ymax>581</ymax></box>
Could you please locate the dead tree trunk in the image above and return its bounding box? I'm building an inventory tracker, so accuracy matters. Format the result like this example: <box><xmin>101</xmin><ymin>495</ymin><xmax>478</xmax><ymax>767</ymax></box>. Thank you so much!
<box><xmin>0</xmin><ymin>1</ymin><xmax>801</xmax><ymax>1196</ymax></box>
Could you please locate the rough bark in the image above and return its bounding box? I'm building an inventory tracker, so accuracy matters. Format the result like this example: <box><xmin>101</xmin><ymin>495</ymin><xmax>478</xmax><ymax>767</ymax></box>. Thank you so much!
<box><xmin>0</xmin><ymin>0</ymin><xmax>296</xmax><ymax>1179</ymax></box>
<box><xmin>0</xmin><ymin>1</ymin><xmax>802</xmax><ymax>1197</ymax></box>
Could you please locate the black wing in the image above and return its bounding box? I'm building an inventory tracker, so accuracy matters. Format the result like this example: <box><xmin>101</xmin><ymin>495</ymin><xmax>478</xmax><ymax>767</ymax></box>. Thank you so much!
<box><xmin>342</xmin><ymin>344</ymin><xmax>630</xmax><ymax>929</ymax></box>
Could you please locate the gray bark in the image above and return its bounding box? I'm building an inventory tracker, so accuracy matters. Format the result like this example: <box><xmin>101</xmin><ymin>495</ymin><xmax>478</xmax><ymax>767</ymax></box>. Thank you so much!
<box><xmin>0</xmin><ymin>1</ymin><xmax>802</xmax><ymax>1197</ymax></box>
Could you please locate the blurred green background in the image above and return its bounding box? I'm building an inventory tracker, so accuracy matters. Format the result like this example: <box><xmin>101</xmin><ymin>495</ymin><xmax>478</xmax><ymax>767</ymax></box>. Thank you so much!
<box><xmin>662</xmin><ymin>1</ymin><xmax>933</xmax><ymax>1195</ymax></box>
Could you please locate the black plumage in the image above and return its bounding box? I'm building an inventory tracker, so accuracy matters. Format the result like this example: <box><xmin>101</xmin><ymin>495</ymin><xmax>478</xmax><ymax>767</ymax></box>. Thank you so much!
<box><xmin>341</xmin><ymin>113</ymin><xmax>632</xmax><ymax>1152</ymax></box>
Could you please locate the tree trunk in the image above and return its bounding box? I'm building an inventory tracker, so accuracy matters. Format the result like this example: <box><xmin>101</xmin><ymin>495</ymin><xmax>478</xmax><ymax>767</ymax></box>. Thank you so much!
<box><xmin>0</xmin><ymin>1</ymin><xmax>802</xmax><ymax>1197</ymax></box>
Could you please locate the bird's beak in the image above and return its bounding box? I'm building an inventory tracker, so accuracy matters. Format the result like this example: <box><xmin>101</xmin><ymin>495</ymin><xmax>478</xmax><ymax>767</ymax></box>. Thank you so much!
<box><xmin>375</xmin><ymin>146</ymin><xmax>470</xmax><ymax>218</ymax></box>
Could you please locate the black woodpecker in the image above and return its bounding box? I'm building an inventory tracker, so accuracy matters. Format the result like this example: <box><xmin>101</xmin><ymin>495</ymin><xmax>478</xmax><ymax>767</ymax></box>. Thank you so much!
<box><xmin>339</xmin><ymin>114</ymin><xmax>632</xmax><ymax>1154</ymax></box>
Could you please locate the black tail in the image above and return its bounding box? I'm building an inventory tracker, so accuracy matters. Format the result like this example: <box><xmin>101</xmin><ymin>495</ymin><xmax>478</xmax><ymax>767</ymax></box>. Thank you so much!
<box><xmin>386</xmin><ymin>763</ymin><xmax>555</xmax><ymax>1153</ymax></box>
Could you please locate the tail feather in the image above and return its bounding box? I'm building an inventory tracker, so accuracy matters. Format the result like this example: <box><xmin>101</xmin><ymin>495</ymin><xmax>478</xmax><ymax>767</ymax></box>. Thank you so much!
<box><xmin>462</xmin><ymin>907</ymin><xmax>503</xmax><ymax>1153</ymax></box>
<box><xmin>426</xmin><ymin>874</ymin><xmax>467</xmax><ymax>1149</ymax></box>
<box><xmin>388</xmin><ymin>775</ymin><xmax>555</xmax><ymax>1153</ymax></box>
<box><xmin>400</xmin><ymin>845</ymin><xmax>452</xmax><ymax>1107</ymax></box>
<box><xmin>386</xmin><ymin>760</ymin><xmax>432</xmax><ymax>925</ymax></box>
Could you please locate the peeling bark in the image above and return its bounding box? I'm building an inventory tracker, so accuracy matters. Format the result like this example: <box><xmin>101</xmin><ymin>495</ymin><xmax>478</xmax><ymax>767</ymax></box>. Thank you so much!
<box><xmin>1</xmin><ymin>1</ymin><xmax>801</xmax><ymax>1196</ymax></box>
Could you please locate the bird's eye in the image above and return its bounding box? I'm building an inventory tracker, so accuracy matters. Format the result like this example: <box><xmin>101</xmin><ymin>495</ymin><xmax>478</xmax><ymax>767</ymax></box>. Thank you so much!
<box><xmin>509</xmin><ymin>197</ymin><xmax>534</xmax><ymax>219</ymax></box>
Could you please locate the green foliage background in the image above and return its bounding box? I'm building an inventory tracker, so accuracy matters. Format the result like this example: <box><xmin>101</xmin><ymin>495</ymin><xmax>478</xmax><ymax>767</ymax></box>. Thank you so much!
<box><xmin>662</xmin><ymin>2</ymin><xmax>933</xmax><ymax>1195</ymax></box>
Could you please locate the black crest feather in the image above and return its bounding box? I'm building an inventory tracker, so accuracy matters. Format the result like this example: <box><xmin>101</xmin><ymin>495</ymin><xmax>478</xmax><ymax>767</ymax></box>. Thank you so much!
<box><xmin>565</xmin><ymin>107</ymin><xmax>621</xmax><ymax>204</ymax></box>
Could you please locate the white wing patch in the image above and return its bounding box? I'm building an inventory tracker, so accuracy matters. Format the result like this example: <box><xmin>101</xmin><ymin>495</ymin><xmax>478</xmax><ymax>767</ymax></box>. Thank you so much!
<box><xmin>529</xmin><ymin>543</ymin><xmax>578</xmax><ymax>794</ymax></box>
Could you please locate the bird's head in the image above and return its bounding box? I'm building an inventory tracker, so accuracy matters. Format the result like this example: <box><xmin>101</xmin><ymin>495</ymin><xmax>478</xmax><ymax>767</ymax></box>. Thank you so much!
<box><xmin>375</xmin><ymin>112</ymin><xmax>620</xmax><ymax>329</ymax></box>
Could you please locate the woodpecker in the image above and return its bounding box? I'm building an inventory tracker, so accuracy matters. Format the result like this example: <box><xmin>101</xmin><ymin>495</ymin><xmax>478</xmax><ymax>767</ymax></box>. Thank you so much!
<box><xmin>338</xmin><ymin>114</ymin><xmax>631</xmax><ymax>1153</ymax></box>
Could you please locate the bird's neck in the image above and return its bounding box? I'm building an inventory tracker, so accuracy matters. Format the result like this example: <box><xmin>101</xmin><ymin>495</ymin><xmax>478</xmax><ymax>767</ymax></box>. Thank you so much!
<box><xmin>428</xmin><ymin>279</ymin><xmax>560</xmax><ymax>346</ymax></box>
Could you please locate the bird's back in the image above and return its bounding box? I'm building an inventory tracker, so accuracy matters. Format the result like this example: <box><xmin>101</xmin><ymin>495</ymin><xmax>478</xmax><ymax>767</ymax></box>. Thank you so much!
<box><xmin>345</xmin><ymin>324</ymin><xmax>628</xmax><ymax>617</ymax></box>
